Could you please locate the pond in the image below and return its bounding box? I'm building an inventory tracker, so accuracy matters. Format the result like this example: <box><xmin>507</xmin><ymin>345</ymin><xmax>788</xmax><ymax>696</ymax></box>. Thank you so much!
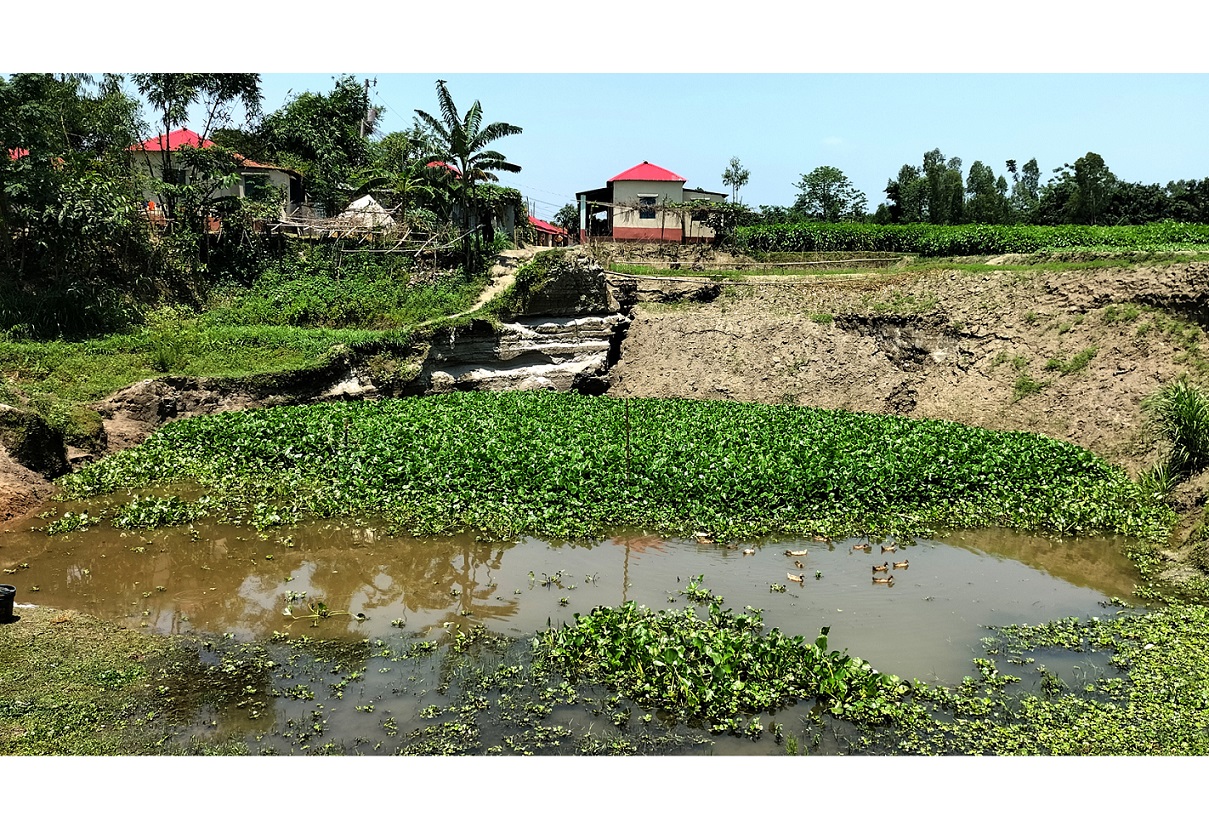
<box><xmin>0</xmin><ymin>509</ymin><xmax>1143</xmax><ymax>754</ymax></box>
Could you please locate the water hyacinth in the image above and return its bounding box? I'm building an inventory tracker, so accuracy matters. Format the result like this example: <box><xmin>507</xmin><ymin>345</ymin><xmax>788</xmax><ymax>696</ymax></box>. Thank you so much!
<box><xmin>56</xmin><ymin>392</ymin><xmax>1174</xmax><ymax>542</ymax></box>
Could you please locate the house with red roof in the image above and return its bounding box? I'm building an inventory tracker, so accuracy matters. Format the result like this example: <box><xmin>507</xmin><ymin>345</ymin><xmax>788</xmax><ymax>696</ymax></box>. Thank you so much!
<box><xmin>129</xmin><ymin>128</ymin><xmax>303</xmax><ymax>216</ymax></box>
<box><xmin>575</xmin><ymin>161</ymin><xmax>728</xmax><ymax>243</ymax></box>
<box><xmin>528</xmin><ymin>214</ymin><xmax>568</xmax><ymax>247</ymax></box>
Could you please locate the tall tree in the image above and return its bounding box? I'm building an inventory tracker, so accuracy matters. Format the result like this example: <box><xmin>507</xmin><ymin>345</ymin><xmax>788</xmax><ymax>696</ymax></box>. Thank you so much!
<box><xmin>554</xmin><ymin>203</ymin><xmax>580</xmax><ymax>237</ymax></box>
<box><xmin>258</xmin><ymin>74</ymin><xmax>378</xmax><ymax>216</ymax></box>
<box><xmin>793</xmin><ymin>166</ymin><xmax>867</xmax><ymax>221</ymax></box>
<box><xmin>883</xmin><ymin>163</ymin><xmax>927</xmax><ymax>223</ymax></box>
<box><xmin>1008</xmin><ymin>158</ymin><xmax>1041</xmax><ymax>223</ymax></box>
<box><xmin>721</xmin><ymin>156</ymin><xmax>749</xmax><ymax>203</ymax></box>
<box><xmin>1067</xmin><ymin>151</ymin><xmax>1116</xmax><ymax>225</ymax></box>
<box><xmin>414</xmin><ymin>79</ymin><xmax>522</xmax><ymax>271</ymax></box>
<box><xmin>965</xmin><ymin>160</ymin><xmax>1008</xmax><ymax>224</ymax></box>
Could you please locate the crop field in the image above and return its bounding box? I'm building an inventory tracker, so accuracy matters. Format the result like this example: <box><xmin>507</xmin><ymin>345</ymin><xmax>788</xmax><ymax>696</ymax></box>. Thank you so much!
<box><xmin>734</xmin><ymin>221</ymin><xmax>1209</xmax><ymax>256</ymax></box>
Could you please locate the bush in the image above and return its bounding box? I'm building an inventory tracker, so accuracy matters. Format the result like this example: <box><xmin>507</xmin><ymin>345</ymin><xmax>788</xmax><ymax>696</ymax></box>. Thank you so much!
<box><xmin>1145</xmin><ymin>379</ymin><xmax>1209</xmax><ymax>476</ymax></box>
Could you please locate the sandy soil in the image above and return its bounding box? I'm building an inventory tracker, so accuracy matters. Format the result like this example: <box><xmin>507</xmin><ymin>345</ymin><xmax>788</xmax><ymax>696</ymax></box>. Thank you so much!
<box><xmin>609</xmin><ymin>260</ymin><xmax>1209</xmax><ymax>476</ymax></box>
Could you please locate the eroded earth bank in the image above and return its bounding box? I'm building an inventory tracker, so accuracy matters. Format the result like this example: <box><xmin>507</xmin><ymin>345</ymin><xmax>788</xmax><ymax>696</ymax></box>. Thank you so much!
<box><xmin>4</xmin><ymin>250</ymin><xmax>1209</xmax><ymax>581</ymax></box>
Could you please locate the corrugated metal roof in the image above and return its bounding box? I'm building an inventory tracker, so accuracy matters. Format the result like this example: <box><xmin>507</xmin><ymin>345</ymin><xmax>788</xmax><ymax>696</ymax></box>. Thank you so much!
<box><xmin>129</xmin><ymin>128</ymin><xmax>216</xmax><ymax>152</ymax></box>
<box><xmin>529</xmin><ymin>214</ymin><xmax>567</xmax><ymax>235</ymax></box>
<box><xmin>607</xmin><ymin>161</ymin><xmax>686</xmax><ymax>182</ymax></box>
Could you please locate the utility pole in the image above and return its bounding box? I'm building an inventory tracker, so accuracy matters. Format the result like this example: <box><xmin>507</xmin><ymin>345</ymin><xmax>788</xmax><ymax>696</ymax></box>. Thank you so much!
<box><xmin>360</xmin><ymin>77</ymin><xmax>377</xmax><ymax>138</ymax></box>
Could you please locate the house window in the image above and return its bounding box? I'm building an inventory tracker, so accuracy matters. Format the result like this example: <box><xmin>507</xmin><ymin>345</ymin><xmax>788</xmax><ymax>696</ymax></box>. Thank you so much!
<box><xmin>638</xmin><ymin>195</ymin><xmax>656</xmax><ymax>220</ymax></box>
<box><xmin>243</xmin><ymin>174</ymin><xmax>271</xmax><ymax>201</ymax></box>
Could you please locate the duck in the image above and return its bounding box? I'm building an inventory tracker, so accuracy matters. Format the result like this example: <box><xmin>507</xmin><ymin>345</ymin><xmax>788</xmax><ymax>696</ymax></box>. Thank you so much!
<box><xmin>742</xmin><ymin>548</ymin><xmax>756</xmax><ymax>556</ymax></box>
<box><xmin>695</xmin><ymin>532</ymin><xmax>716</xmax><ymax>545</ymax></box>
<box><xmin>851</xmin><ymin>542</ymin><xmax>871</xmax><ymax>552</ymax></box>
<box><xmin>872</xmin><ymin>575</ymin><xmax>895</xmax><ymax>585</ymax></box>
<box><xmin>787</xmin><ymin>572</ymin><xmax>805</xmax><ymax>583</ymax></box>
<box><xmin>892</xmin><ymin>559</ymin><xmax>909</xmax><ymax>570</ymax></box>
<box><xmin>872</xmin><ymin>562</ymin><xmax>890</xmax><ymax>573</ymax></box>
<box><xmin>794</xmin><ymin>560</ymin><xmax>805</xmax><ymax>569</ymax></box>
<box><xmin>785</xmin><ymin>549</ymin><xmax>809</xmax><ymax>558</ymax></box>
<box><xmin>881</xmin><ymin>543</ymin><xmax>898</xmax><ymax>553</ymax></box>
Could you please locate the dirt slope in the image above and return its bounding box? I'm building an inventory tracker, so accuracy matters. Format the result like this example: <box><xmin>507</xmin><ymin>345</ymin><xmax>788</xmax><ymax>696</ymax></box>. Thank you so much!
<box><xmin>609</xmin><ymin>261</ymin><xmax>1209</xmax><ymax>475</ymax></box>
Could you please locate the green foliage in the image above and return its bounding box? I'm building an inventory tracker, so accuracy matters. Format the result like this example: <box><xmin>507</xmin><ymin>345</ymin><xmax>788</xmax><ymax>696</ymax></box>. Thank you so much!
<box><xmin>202</xmin><ymin>245</ymin><xmax>482</xmax><ymax>330</ymax></box>
<box><xmin>1144</xmin><ymin>379</ymin><xmax>1209</xmax><ymax>476</ymax></box>
<box><xmin>1013</xmin><ymin>373</ymin><xmax>1051</xmax><ymax>401</ymax></box>
<box><xmin>534</xmin><ymin>597</ymin><xmax>904</xmax><ymax>727</ymax></box>
<box><xmin>734</xmin><ymin>220</ymin><xmax>1209</xmax><ymax>257</ymax></box>
<box><xmin>256</xmin><ymin>74</ymin><xmax>375</xmax><ymax>214</ymax></box>
<box><xmin>895</xmin><ymin>604</ymin><xmax>1209</xmax><ymax>755</ymax></box>
<box><xmin>1044</xmin><ymin>347</ymin><xmax>1098</xmax><ymax>374</ymax></box>
<box><xmin>58</xmin><ymin>392</ymin><xmax>1174</xmax><ymax>543</ymax></box>
<box><xmin>793</xmin><ymin>166</ymin><xmax>868</xmax><ymax>222</ymax></box>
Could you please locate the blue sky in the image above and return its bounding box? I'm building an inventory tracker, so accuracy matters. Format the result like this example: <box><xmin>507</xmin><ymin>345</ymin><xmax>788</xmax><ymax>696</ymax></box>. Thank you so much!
<box><xmin>230</xmin><ymin>73</ymin><xmax>1209</xmax><ymax>222</ymax></box>
<box><xmin>16</xmin><ymin>3</ymin><xmax>1209</xmax><ymax>223</ymax></box>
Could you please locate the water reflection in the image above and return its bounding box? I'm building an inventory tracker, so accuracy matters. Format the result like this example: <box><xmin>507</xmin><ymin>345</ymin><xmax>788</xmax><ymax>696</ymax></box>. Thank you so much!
<box><xmin>0</xmin><ymin>513</ymin><xmax>1142</xmax><ymax>687</ymax></box>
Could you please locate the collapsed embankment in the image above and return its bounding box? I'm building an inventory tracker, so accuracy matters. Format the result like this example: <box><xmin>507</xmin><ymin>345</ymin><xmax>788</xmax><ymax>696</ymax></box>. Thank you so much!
<box><xmin>4</xmin><ymin>251</ymin><xmax>1209</xmax><ymax>580</ymax></box>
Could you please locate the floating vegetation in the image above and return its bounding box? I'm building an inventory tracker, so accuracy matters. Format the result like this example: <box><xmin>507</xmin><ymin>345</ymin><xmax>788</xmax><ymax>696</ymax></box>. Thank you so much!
<box><xmin>54</xmin><ymin>393</ymin><xmax>1173</xmax><ymax>544</ymax></box>
<box><xmin>534</xmin><ymin>593</ymin><xmax>907</xmax><ymax>728</ymax></box>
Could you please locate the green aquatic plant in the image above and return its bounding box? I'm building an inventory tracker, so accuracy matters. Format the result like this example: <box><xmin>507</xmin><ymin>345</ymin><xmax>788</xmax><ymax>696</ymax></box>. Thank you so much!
<box><xmin>533</xmin><ymin>600</ymin><xmax>905</xmax><ymax>728</ymax></box>
<box><xmin>56</xmin><ymin>392</ymin><xmax>1173</xmax><ymax>543</ymax></box>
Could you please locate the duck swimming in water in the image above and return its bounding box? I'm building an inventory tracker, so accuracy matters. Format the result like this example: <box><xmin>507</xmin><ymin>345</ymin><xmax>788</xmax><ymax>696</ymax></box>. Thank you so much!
<box><xmin>785</xmin><ymin>549</ymin><xmax>809</xmax><ymax>558</ymax></box>
<box><xmin>872</xmin><ymin>575</ymin><xmax>894</xmax><ymax>585</ymax></box>
<box><xmin>872</xmin><ymin>562</ymin><xmax>890</xmax><ymax>573</ymax></box>
<box><xmin>893</xmin><ymin>560</ymin><xmax>909</xmax><ymax>570</ymax></box>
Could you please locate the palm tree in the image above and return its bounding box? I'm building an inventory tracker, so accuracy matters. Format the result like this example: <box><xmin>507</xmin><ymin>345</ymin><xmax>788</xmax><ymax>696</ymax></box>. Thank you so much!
<box><xmin>414</xmin><ymin>79</ymin><xmax>522</xmax><ymax>271</ymax></box>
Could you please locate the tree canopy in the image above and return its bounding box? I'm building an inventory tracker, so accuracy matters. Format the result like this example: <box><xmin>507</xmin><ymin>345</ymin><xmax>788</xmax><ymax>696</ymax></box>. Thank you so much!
<box><xmin>793</xmin><ymin>166</ymin><xmax>867</xmax><ymax>222</ymax></box>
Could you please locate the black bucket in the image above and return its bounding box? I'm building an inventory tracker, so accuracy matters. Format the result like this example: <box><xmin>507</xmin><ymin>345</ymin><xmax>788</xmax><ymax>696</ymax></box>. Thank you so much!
<box><xmin>0</xmin><ymin>584</ymin><xmax>15</xmax><ymax>623</ymax></box>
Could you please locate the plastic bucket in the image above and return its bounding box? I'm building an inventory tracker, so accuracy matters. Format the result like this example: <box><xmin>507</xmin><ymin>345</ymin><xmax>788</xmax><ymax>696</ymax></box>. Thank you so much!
<box><xmin>0</xmin><ymin>584</ymin><xmax>15</xmax><ymax>623</ymax></box>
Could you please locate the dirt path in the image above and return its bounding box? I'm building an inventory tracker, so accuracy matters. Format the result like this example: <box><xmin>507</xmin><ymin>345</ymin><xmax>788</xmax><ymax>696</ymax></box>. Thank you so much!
<box><xmin>421</xmin><ymin>247</ymin><xmax>541</xmax><ymax>326</ymax></box>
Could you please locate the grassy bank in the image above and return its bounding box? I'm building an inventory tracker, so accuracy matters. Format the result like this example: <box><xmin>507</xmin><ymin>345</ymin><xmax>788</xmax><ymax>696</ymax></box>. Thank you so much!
<box><xmin>0</xmin><ymin>245</ymin><xmax>490</xmax><ymax>445</ymax></box>
<box><xmin>54</xmin><ymin>392</ymin><xmax>1174</xmax><ymax>543</ymax></box>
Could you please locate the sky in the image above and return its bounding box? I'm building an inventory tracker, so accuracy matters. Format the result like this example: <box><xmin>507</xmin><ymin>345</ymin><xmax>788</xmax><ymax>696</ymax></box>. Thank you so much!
<box><xmin>231</xmin><ymin>72</ymin><xmax>1209</xmax><ymax>223</ymax></box>
<box><xmin>10</xmin><ymin>3</ymin><xmax>1209</xmax><ymax>225</ymax></box>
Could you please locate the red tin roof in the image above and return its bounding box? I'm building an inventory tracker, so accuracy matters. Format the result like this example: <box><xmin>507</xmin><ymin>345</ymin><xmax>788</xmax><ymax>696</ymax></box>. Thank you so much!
<box><xmin>427</xmin><ymin>160</ymin><xmax>462</xmax><ymax>177</ymax></box>
<box><xmin>529</xmin><ymin>214</ymin><xmax>567</xmax><ymax>235</ymax></box>
<box><xmin>607</xmin><ymin>161</ymin><xmax>685</xmax><ymax>183</ymax></box>
<box><xmin>130</xmin><ymin>128</ymin><xmax>216</xmax><ymax>152</ymax></box>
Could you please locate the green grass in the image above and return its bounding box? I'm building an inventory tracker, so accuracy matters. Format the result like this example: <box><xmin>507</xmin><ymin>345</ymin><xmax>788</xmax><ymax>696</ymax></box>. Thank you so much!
<box><xmin>1013</xmin><ymin>373</ymin><xmax>1051</xmax><ymax>401</ymax></box>
<box><xmin>56</xmin><ymin>392</ymin><xmax>1174</xmax><ymax>544</ymax></box>
<box><xmin>0</xmin><ymin>249</ymin><xmax>491</xmax><ymax>438</ymax></box>
<box><xmin>0</xmin><ymin>606</ymin><xmax>240</xmax><ymax>755</ymax></box>
<box><xmin>1144</xmin><ymin>379</ymin><xmax>1209</xmax><ymax>476</ymax></box>
<box><xmin>1044</xmin><ymin>347</ymin><xmax>1098</xmax><ymax>375</ymax></box>
<box><xmin>735</xmin><ymin>221</ymin><xmax>1209</xmax><ymax>257</ymax></box>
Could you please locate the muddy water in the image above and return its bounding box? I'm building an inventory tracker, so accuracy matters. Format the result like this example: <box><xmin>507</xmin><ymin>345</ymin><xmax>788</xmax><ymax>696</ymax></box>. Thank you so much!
<box><xmin>0</xmin><ymin>515</ymin><xmax>1140</xmax><ymax>687</ymax></box>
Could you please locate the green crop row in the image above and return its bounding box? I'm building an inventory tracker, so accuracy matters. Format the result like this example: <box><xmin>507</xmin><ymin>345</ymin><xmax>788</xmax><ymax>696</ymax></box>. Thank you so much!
<box><xmin>56</xmin><ymin>392</ymin><xmax>1173</xmax><ymax>542</ymax></box>
<box><xmin>734</xmin><ymin>221</ymin><xmax>1209</xmax><ymax>257</ymax></box>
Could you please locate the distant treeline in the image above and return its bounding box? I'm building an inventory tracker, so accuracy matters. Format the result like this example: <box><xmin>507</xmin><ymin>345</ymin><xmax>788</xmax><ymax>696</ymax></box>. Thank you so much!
<box><xmin>768</xmin><ymin>150</ymin><xmax>1209</xmax><ymax>230</ymax></box>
